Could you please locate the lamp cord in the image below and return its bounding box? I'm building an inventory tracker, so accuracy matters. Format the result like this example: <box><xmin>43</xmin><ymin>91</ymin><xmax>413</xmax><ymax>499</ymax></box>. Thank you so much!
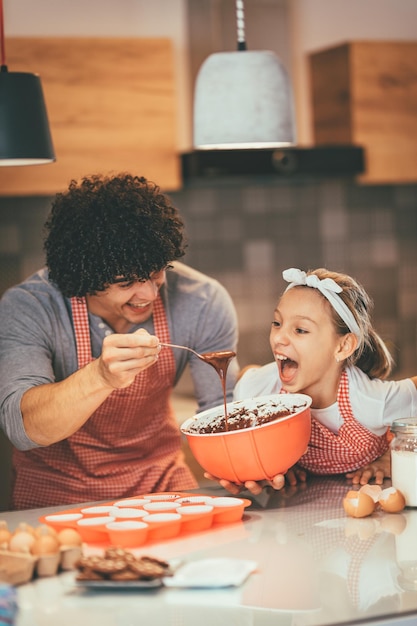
<box><xmin>236</xmin><ymin>0</ymin><xmax>247</xmax><ymax>51</ymax></box>
<box><xmin>0</xmin><ymin>0</ymin><xmax>7</xmax><ymax>71</ymax></box>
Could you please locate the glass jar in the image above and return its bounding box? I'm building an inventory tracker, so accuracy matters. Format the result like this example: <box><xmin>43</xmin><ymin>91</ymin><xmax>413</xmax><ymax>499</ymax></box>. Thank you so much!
<box><xmin>390</xmin><ymin>417</ymin><xmax>417</xmax><ymax>507</ymax></box>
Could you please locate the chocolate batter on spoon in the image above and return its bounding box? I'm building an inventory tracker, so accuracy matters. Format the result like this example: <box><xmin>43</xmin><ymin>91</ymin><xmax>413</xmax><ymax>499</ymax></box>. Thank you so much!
<box><xmin>197</xmin><ymin>350</ymin><xmax>236</xmax><ymax>429</ymax></box>
<box><xmin>159</xmin><ymin>343</ymin><xmax>236</xmax><ymax>430</ymax></box>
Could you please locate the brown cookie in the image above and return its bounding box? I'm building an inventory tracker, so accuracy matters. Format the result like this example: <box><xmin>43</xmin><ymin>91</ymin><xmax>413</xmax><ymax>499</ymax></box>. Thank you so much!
<box><xmin>127</xmin><ymin>559</ymin><xmax>166</xmax><ymax>579</ymax></box>
<box><xmin>123</xmin><ymin>552</ymin><xmax>139</xmax><ymax>564</ymax></box>
<box><xmin>75</xmin><ymin>548</ymin><xmax>171</xmax><ymax>582</ymax></box>
<box><xmin>75</xmin><ymin>555</ymin><xmax>102</xmax><ymax>571</ymax></box>
<box><xmin>104</xmin><ymin>547</ymin><xmax>130</xmax><ymax>560</ymax></box>
<box><xmin>90</xmin><ymin>557</ymin><xmax>128</xmax><ymax>575</ymax></box>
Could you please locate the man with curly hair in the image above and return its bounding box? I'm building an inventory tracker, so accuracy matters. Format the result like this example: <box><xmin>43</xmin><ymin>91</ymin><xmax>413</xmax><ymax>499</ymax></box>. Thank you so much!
<box><xmin>0</xmin><ymin>173</ymin><xmax>239</xmax><ymax>509</ymax></box>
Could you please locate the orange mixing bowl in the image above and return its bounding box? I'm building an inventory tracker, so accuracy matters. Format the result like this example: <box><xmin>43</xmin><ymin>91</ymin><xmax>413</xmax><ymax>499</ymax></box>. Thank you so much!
<box><xmin>181</xmin><ymin>394</ymin><xmax>312</xmax><ymax>483</ymax></box>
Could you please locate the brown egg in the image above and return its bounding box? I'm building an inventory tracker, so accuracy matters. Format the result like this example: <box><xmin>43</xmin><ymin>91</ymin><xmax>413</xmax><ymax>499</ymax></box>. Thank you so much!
<box><xmin>56</xmin><ymin>528</ymin><xmax>83</xmax><ymax>547</ymax></box>
<box><xmin>378</xmin><ymin>487</ymin><xmax>406</xmax><ymax>513</ymax></box>
<box><xmin>9</xmin><ymin>530</ymin><xmax>36</xmax><ymax>553</ymax></box>
<box><xmin>343</xmin><ymin>490</ymin><xmax>376</xmax><ymax>518</ymax></box>
<box><xmin>31</xmin><ymin>534</ymin><xmax>60</xmax><ymax>556</ymax></box>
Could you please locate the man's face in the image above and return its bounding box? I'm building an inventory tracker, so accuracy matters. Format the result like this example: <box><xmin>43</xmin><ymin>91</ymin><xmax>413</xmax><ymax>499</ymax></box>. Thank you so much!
<box><xmin>86</xmin><ymin>269</ymin><xmax>166</xmax><ymax>332</ymax></box>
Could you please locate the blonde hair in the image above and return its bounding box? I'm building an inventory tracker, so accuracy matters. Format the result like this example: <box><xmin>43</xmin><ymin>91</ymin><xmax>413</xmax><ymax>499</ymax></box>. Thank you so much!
<box><xmin>307</xmin><ymin>268</ymin><xmax>394</xmax><ymax>379</ymax></box>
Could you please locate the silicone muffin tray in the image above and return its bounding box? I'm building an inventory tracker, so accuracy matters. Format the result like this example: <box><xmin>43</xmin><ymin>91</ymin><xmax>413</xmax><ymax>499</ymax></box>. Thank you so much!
<box><xmin>39</xmin><ymin>492</ymin><xmax>252</xmax><ymax>548</ymax></box>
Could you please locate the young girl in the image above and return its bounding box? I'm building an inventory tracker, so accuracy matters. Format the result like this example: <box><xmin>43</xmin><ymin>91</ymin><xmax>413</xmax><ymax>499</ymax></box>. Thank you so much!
<box><xmin>212</xmin><ymin>267</ymin><xmax>417</xmax><ymax>495</ymax></box>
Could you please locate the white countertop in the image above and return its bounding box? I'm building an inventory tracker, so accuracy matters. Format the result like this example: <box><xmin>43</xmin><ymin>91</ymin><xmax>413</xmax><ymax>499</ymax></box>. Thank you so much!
<box><xmin>2</xmin><ymin>476</ymin><xmax>417</xmax><ymax>626</ymax></box>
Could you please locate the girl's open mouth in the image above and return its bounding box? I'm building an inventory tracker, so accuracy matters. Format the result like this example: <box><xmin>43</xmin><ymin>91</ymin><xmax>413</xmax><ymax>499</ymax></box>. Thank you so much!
<box><xmin>276</xmin><ymin>354</ymin><xmax>298</xmax><ymax>384</ymax></box>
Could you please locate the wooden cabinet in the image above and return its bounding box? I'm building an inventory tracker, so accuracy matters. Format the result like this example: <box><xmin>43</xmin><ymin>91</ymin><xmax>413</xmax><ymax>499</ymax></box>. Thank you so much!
<box><xmin>0</xmin><ymin>38</ymin><xmax>180</xmax><ymax>195</ymax></box>
<box><xmin>309</xmin><ymin>41</ymin><xmax>417</xmax><ymax>184</ymax></box>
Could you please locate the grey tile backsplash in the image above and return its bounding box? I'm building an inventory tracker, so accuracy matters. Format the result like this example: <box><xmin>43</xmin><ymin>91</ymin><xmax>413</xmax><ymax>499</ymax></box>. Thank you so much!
<box><xmin>1</xmin><ymin>175</ymin><xmax>416</xmax><ymax>381</ymax></box>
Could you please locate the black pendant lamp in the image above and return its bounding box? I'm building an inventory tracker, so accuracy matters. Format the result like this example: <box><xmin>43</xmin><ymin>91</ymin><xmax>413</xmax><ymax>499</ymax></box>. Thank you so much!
<box><xmin>0</xmin><ymin>0</ymin><xmax>55</xmax><ymax>165</ymax></box>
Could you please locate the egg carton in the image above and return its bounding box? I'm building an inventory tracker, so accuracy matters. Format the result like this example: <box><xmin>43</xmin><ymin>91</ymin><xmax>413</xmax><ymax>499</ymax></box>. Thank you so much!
<box><xmin>0</xmin><ymin>545</ymin><xmax>82</xmax><ymax>586</ymax></box>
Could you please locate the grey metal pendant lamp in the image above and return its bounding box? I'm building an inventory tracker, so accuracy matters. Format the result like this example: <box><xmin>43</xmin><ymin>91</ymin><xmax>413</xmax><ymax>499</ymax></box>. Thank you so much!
<box><xmin>0</xmin><ymin>0</ymin><xmax>55</xmax><ymax>165</ymax></box>
<box><xmin>193</xmin><ymin>0</ymin><xmax>296</xmax><ymax>150</ymax></box>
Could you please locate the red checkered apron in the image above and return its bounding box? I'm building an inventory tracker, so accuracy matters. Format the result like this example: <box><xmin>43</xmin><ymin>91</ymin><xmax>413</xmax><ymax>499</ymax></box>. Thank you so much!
<box><xmin>12</xmin><ymin>294</ymin><xmax>197</xmax><ymax>509</ymax></box>
<box><xmin>297</xmin><ymin>370</ymin><xmax>390</xmax><ymax>474</ymax></box>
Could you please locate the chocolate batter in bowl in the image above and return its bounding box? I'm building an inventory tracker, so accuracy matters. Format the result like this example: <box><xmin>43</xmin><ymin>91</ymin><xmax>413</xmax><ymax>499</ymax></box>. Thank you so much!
<box><xmin>181</xmin><ymin>394</ymin><xmax>312</xmax><ymax>483</ymax></box>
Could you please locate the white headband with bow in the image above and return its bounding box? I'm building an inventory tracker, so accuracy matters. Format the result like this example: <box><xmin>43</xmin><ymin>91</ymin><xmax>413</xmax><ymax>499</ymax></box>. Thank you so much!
<box><xmin>282</xmin><ymin>268</ymin><xmax>361</xmax><ymax>339</ymax></box>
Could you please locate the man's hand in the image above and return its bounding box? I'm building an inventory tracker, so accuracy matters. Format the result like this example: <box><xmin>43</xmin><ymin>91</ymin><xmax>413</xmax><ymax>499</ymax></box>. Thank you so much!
<box><xmin>21</xmin><ymin>329</ymin><xmax>161</xmax><ymax>446</ymax></box>
<box><xmin>345</xmin><ymin>449</ymin><xmax>391</xmax><ymax>485</ymax></box>
<box><xmin>97</xmin><ymin>329</ymin><xmax>160</xmax><ymax>389</ymax></box>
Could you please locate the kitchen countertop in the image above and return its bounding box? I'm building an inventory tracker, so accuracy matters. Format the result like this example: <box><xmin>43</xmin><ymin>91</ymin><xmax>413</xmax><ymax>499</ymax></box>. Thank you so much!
<box><xmin>2</xmin><ymin>476</ymin><xmax>417</xmax><ymax>626</ymax></box>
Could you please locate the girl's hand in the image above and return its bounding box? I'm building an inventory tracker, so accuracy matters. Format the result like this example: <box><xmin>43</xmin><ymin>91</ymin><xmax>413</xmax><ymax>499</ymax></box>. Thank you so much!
<box><xmin>203</xmin><ymin>465</ymin><xmax>308</xmax><ymax>495</ymax></box>
<box><xmin>345</xmin><ymin>449</ymin><xmax>391</xmax><ymax>485</ymax></box>
<box><xmin>282</xmin><ymin>464</ymin><xmax>308</xmax><ymax>486</ymax></box>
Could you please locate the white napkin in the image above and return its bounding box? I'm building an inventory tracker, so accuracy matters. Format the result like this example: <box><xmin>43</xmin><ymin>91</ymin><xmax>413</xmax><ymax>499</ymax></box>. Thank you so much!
<box><xmin>163</xmin><ymin>558</ymin><xmax>257</xmax><ymax>588</ymax></box>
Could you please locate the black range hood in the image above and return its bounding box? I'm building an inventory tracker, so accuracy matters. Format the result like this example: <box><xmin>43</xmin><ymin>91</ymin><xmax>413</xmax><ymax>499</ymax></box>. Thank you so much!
<box><xmin>181</xmin><ymin>145</ymin><xmax>365</xmax><ymax>181</ymax></box>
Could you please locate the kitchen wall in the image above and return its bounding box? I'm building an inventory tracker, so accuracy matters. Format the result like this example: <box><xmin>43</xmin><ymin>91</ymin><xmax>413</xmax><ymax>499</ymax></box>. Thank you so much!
<box><xmin>176</xmin><ymin>175</ymin><xmax>417</xmax><ymax>380</ymax></box>
<box><xmin>1</xmin><ymin>176</ymin><xmax>417</xmax><ymax>381</ymax></box>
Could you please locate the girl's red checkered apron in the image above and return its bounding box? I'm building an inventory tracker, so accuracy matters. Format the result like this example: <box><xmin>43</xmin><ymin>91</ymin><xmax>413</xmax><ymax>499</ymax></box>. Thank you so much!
<box><xmin>298</xmin><ymin>370</ymin><xmax>390</xmax><ymax>474</ymax></box>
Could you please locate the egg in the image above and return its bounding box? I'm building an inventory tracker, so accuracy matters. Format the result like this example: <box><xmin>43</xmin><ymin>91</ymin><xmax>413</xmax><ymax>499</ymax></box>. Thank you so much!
<box><xmin>56</xmin><ymin>528</ymin><xmax>83</xmax><ymax>547</ymax></box>
<box><xmin>378</xmin><ymin>486</ymin><xmax>406</xmax><ymax>513</ymax></box>
<box><xmin>343</xmin><ymin>490</ymin><xmax>376</xmax><ymax>518</ymax></box>
<box><xmin>31</xmin><ymin>534</ymin><xmax>60</xmax><ymax>556</ymax></box>
<box><xmin>9</xmin><ymin>530</ymin><xmax>36</xmax><ymax>553</ymax></box>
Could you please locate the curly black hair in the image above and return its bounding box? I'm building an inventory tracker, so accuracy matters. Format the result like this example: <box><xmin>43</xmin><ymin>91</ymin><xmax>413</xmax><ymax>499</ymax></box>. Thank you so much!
<box><xmin>43</xmin><ymin>173</ymin><xmax>186</xmax><ymax>297</ymax></box>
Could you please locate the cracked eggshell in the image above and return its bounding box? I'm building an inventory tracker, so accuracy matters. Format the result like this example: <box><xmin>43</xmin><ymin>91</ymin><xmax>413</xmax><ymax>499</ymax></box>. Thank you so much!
<box><xmin>359</xmin><ymin>484</ymin><xmax>382</xmax><ymax>503</ymax></box>
<box><xmin>343</xmin><ymin>490</ymin><xmax>376</xmax><ymax>518</ymax></box>
<box><xmin>378</xmin><ymin>487</ymin><xmax>406</xmax><ymax>513</ymax></box>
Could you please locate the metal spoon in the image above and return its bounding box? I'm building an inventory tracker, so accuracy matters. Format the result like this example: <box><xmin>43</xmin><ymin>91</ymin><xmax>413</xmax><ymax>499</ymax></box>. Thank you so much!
<box><xmin>159</xmin><ymin>342</ymin><xmax>236</xmax><ymax>366</ymax></box>
<box><xmin>159</xmin><ymin>342</ymin><xmax>206</xmax><ymax>361</ymax></box>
